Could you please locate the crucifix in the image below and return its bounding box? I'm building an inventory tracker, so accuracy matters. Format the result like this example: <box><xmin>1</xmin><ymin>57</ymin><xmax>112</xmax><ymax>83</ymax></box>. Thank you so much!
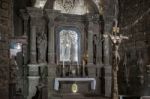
<box><xmin>104</xmin><ymin>19</ymin><xmax>129</xmax><ymax>99</ymax></box>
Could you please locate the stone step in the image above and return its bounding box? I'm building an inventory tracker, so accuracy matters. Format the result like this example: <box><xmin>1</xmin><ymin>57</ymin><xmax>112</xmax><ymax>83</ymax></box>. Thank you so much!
<box><xmin>53</xmin><ymin>93</ymin><xmax>109</xmax><ymax>99</ymax></box>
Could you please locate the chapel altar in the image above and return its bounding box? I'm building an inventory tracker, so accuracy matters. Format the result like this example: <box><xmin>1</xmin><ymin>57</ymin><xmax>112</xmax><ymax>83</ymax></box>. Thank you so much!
<box><xmin>18</xmin><ymin>0</ymin><xmax>112</xmax><ymax>99</ymax></box>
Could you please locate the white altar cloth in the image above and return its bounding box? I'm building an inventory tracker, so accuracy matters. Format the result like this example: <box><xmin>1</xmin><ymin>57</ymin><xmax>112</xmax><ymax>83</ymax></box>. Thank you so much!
<box><xmin>54</xmin><ymin>78</ymin><xmax>96</xmax><ymax>91</ymax></box>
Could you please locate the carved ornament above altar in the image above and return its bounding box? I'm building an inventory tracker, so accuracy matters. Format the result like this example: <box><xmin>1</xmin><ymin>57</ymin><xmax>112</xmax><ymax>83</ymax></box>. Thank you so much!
<box><xmin>53</xmin><ymin>0</ymin><xmax>89</xmax><ymax>15</ymax></box>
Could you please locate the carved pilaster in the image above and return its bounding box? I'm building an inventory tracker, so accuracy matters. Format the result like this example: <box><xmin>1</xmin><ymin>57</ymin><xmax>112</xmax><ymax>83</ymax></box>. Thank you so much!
<box><xmin>20</xmin><ymin>9</ymin><xmax>29</xmax><ymax>36</ymax></box>
<box><xmin>45</xmin><ymin>9</ymin><xmax>59</xmax><ymax>64</ymax></box>
<box><xmin>103</xmin><ymin>15</ymin><xmax>115</xmax><ymax>97</ymax></box>
<box><xmin>26</xmin><ymin>8</ymin><xmax>44</xmax><ymax>99</ymax></box>
<box><xmin>27</xmin><ymin>7</ymin><xmax>43</xmax><ymax>64</ymax></box>
<box><xmin>93</xmin><ymin>14</ymin><xmax>103</xmax><ymax>65</ymax></box>
<box><xmin>87</xmin><ymin>14</ymin><xmax>94</xmax><ymax>65</ymax></box>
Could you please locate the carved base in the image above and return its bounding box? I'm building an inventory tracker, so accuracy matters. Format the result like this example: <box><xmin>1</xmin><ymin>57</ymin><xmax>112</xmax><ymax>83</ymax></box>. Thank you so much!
<box><xmin>87</xmin><ymin>64</ymin><xmax>96</xmax><ymax>77</ymax></box>
<box><xmin>104</xmin><ymin>66</ymin><xmax>112</xmax><ymax>97</ymax></box>
<box><xmin>28</xmin><ymin>64</ymin><xmax>40</xmax><ymax>76</ymax></box>
<box><xmin>27</xmin><ymin>76</ymin><xmax>40</xmax><ymax>99</ymax></box>
<box><xmin>27</xmin><ymin>64</ymin><xmax>41</xmax><ymax>99</ymax></box>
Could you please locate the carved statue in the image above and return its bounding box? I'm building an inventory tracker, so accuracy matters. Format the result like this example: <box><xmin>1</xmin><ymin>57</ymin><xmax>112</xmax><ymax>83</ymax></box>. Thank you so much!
<box><xmin>93</xmin><ymin>34</ymin><xmax>103</xmax><ymax>64</ymax></box>
<box><xmin>37</xmin><ymin>31</ymin><xmax>47</xmax><ymax>63</ymax></box>
<box><xmin>60</xmin><ymin>30</ymin><xmax>79</xmax><ymax>76</ymax></box>
<box><xmin>60</xmin><ymin>30</ymin><xmax>78</xmax><ymax>62</ymax></box>
<box><xmin>137</xmin><ymin>51</ymin><xmax>144</xmax><ymax>85</ymax></box>
<box><xmin>137</xmin><ymin>51</ymin><xmax>144</xmax><ymax>74</ymax></box>
<box><xmin>123</xmin><ymin>52</ymin><xmax>130</xmax><ymax>86</ymax></box>
<box><xmin>61</xmin><ymin>31</ymin><xmax>71</xmax><ymax>61</ymax></box>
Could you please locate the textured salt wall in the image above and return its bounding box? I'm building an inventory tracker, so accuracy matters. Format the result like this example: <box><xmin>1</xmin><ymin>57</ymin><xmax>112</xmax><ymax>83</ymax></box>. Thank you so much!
<box><xmin>0</xmin><ymin>0</ymin><xmax>13</xmax><ymax>99</ymax></box>
<box><xmin>118</xmin><ymin>0</ymin><xmax>150</xmax><ymax>96</ymax></box>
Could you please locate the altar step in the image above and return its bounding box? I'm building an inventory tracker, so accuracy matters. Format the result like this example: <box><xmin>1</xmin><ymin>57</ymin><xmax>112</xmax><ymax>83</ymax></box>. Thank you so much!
<box><xmin>53</xmin><ymin>93</ymin><xmax>110</xmax><ymax>99</ymax></box>
<box><xmin>62</xmin><ymin>96</ymin><xmax>109</xmax><ymax>99</ymax></box>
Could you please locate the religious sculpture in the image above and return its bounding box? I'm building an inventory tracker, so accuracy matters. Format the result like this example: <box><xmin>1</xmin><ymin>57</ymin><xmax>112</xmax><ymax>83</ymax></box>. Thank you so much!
<box><xmin>93</xmin><ymin>34</ymin><xmax>104</xmax><ymax>64</ymax></box>
<box><xmin>60</xmin><ymin>30</ymin><xmax>78</xmax><ymax>62</ymax></box>
<box><xmin>123</xmin><ymin>52</ymin><xmax>130</xmax><ymax>86</ymax></box>
<box><xmin>137</xmin><ymin>51</ymin><xmax>144</xmax><ymax>85</ymax></box>
<box><xmin>59</xmin><ymin>30</ymin><xmax>79</xmax><ymax>76</ymax></box>
<box><xmin>104</xmin><ymin>19</ymin><xmax>129</xmax><ymax>99</ymax></box>
<box><xmin>37</xmin><ymin>31</ymin><xmax>47</xmax><ymax>63</ymax></box>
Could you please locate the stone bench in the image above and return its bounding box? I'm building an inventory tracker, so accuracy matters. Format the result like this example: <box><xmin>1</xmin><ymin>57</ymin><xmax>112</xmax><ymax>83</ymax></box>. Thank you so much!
<box><xmin>54</xmin><ymin>78</ymin><xmax>96</xmax><ymax>91</ymax></box>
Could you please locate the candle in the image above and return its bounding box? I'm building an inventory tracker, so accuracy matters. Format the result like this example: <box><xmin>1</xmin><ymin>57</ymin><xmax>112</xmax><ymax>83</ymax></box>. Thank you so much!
<box><xmin>82</xmin><ymin>60</ymin><xmax>85</xmax><ymax>76</ymax></box>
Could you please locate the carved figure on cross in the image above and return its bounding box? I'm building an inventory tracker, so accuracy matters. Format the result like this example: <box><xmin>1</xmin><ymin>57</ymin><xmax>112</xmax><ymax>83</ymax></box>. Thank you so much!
<box><xmin>109</xmin><ymin>20</ymin><xmax>129</xmax><ymax>67</ymax></box>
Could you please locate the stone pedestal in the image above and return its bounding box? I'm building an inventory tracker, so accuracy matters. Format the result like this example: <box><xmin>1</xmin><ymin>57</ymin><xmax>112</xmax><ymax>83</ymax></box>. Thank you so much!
<box><xmin>104</xmin><ymin>66</ymin><xmax>112</xmax><ymax>97</ymax></box>
<box><xmin>27</xmin><ymin>77</ymin><xmax>40</xmax><ymax>99</ymax></box>
<box><xmin>27</xmin><ymin>64</ymin><xmax>40</xmax><ymax>99</ymax></box>
<box><xmin>48</xmin><ymin>65</ymin><xmax>57</xmax><ymax>99</ymax></box>
<box><xmin>87</xmin><ymin>65</ymin><xmax>96</xmax><ymax>78</ymax></box>
<box><xmin>27</xmin><ymin>63</ymin><xmax>48</xmax><ymax>99</ymax></box>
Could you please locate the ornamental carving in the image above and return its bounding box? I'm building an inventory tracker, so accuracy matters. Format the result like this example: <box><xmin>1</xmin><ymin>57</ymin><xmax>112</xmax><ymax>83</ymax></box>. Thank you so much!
<box><xmin>62</xmin><ymin>0</ymin><xmax>75</xmax><ymax>13</ymax></box>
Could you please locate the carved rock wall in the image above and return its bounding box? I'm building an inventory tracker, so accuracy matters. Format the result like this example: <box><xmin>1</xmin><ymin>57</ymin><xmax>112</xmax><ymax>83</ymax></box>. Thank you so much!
<box><xmin>118</xmin><ymin>0</ymin><xmax>150</xmax><ymax>95</ymax></box>
<box><xmin>0</xmin><ymin>0</ymin><xmax>12</xmax><ymax>99</ymax></box>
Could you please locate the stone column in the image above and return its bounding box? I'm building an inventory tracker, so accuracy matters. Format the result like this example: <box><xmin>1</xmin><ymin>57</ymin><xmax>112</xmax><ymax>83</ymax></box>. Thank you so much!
<box><xmin>30</xmin><ymin>25</ymin><xmax>37</xmax><ymax>64</ymax></box>
<box><xmin>94</xmin><ymin>14</ymin><xmax>103</xmax><ymax>65</ymax></box>
<box><xmin>45</xmin><ymin>9</ymin><xmax>59</xmax><ymax>99</ymax></box>
<box><xmin>87</xmin><ymin>15</ymin><xmax>94</xmax><ymax>65</ymax></box>
<box><xmin>27</xmin><ymin>7</ymin><xmax>43</xmax><ymax>64</ymax></box>
<box><xmin>45</xmin><ymin>9</ymin><xmax>59</xmax><ymax>64</ymax></box>
<box><xmin>102</xmin><ymin>0</ymin><xmax>116</xmax><ymax>97</ymax></box>
<box><xmin>93</xmin><ymin>15</ymin><xmax>103</xmax><ymax>95</ymax></box>
<box><xmin>103</xmin><ymin>17</ymin><xmax>114</xmax><ymax>97</ymax></box>
<box><xmin>20</xmin><ymin>9</ymin><xmax>29</xmax><ymax>36</ymax></box>
<box><xmin>86</xmin><ymin>14</ymin><xmax>96</xmax><ymax>78</ymax></box>
<box><xmin>26</xmin><ymin>7</ymin><xmax>43</xmax><ymax>99</ymax></box>
<box><xmin>20</xmin><ymin>10</ymin><xmax>29</xmax><ymax>64</ymax></box>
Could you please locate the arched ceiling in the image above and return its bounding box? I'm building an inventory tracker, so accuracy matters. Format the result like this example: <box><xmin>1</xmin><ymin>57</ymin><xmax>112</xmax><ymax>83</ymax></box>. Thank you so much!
<box><xmin>33</xmin><ymin>0</ymin><xmax>100</xmax><ymax>15</ymax></box>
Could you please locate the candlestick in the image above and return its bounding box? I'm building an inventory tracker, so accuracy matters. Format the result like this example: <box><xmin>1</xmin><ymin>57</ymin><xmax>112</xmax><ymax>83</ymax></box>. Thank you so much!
<box><xmin>62</xmin><ymin>54</ymin><xmax>65</xmax><ymax>77</ymax></box>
